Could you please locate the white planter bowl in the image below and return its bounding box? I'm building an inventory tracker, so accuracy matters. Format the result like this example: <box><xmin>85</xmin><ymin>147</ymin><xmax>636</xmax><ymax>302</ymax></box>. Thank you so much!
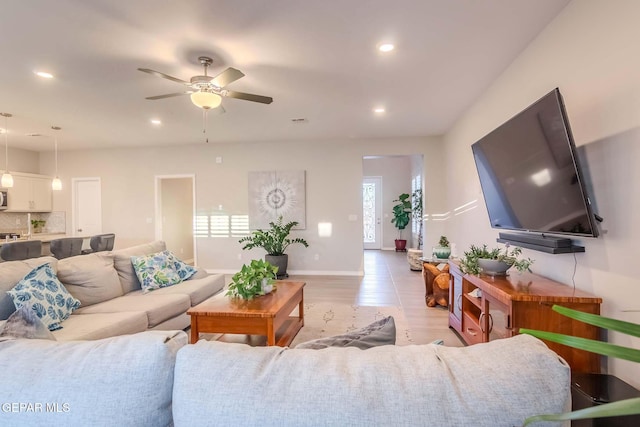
<box><xmin>477</xmin><ymin>259</ymin><xmax>511</xmax><ymax>276</ymax></box>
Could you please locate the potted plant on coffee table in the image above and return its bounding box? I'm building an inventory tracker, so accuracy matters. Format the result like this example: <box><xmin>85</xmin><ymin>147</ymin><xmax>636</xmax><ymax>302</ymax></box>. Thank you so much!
<box><xmin>238</xmin><ymin>216</ymin><xmax>309</xmax><ymax>278</ymax></box>
<box><xmin>226</xmin><ymin>259</ymin><xmax>279</xmax><ymax>300</ymax></box>
<box><xmin>391</xmin><ymin>193</ymin><xmax>412</xmax><ymax>252</ymax></box>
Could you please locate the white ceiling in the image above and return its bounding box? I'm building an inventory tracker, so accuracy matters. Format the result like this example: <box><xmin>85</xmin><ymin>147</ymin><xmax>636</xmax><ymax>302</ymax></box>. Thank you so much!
<box><xmin>0</xmin><ymin>0</ymin><xmax>570</xmax><ymax>152</ymax></box>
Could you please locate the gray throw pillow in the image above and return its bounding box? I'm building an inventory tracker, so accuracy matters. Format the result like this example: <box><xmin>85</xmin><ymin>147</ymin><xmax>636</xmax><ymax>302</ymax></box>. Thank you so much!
<box><xmin>0</xmin><ymin>305</ymin><xmax>56</xmax><ymax>341</ymax></box>
<box><xmin>295</xmin><ymin>316</ymin><xmax>396</xmax><ymax>349</ymax></box>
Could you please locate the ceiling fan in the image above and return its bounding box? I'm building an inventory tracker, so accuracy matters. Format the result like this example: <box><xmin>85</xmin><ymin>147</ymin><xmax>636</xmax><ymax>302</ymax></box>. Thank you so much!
<box><xmin>138</xmin><ymin>56</ymin><xmax>273</xmax><ymax>110</ymax></box>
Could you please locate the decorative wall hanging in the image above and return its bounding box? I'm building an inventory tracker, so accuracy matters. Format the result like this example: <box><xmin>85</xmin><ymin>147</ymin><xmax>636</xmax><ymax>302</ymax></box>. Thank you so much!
<box><xmin>248</xmin><ymin>170</ymin><xmax>306</xmax><ymax>229</ymax></box>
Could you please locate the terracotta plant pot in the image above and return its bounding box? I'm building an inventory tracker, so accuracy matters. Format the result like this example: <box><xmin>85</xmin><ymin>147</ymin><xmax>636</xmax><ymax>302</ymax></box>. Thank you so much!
<box><xmin>394</xmin><ymin>239</ymin><xmax>407</xmax><ymax>252</ymax></box>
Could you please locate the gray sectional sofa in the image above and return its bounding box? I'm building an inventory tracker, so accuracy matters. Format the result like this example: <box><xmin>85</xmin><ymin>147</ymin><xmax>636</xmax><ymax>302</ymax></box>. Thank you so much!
<box><xmin>0</xmin><ymin>241</ymin><xmax>225</xmax><ymax>340</ymax></box>
<box><xmin>0</xmin><ymin>330</ymin><xmax>571</xmax><ymax>426</ymax></box>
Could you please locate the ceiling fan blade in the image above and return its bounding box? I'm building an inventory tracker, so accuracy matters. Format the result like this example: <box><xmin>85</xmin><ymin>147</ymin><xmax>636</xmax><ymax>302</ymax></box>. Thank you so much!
<box><xmin>145</xmin><ymin>91</ymin><xmax>193</xmax><ymax>100</ymax></box>
<box><xmin>223</xmin><ymin>90</ymin><xmax>273</xmax><ymax>104</ymax></box>
<box><xmin>138</xmin><ymin>68</ymin><xmax>191</xmax><ymax>85</ymax></box>
<box><xmin>211</xmin><ymin>67</ymin><xmax>245</xmax><ymax>88</ymax></box>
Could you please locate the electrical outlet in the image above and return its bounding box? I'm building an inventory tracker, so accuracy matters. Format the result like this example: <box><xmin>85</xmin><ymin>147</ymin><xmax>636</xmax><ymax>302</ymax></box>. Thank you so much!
<box><xmin>15</xmin><ymin>218</ymin><xmax>21</xmax><ymax>225</ymax></box>
<box><xmin>314</xmin><ymin>254</ymin><xmax>320</xmax><ymax>261</ymax></box>
<box><xmin>237</xmin><ymin>253</ymin><xmax>242</xmax><ymax>260</ymax></box>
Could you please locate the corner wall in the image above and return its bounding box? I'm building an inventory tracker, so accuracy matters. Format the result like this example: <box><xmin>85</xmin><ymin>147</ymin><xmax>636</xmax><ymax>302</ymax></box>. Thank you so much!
<box><xmin>442</xmin><ymin>0</ymin><xmax>640</xmax><ymax>386</ymax></box>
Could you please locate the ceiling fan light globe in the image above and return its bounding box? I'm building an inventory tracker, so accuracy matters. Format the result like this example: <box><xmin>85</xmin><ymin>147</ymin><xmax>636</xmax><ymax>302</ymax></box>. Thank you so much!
<box><xmin>52</xmin><ymin>177</ymin><xmax>62</xmax><ymax>191</ymax></box>
<box><xmin>1</xmin><ymin>172</ymin><xmax>14</xmax><ymax>188</ymax></box>
<box><xmin>191</xmin><ymin>91</ymin><xmax>222</xmax><ymax>110</ymax></box>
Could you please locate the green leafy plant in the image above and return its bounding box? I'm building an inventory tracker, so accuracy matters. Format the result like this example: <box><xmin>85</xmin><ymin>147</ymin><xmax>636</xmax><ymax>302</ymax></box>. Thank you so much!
<box><xmin>438</xmin><ymin>235</ymin><xmax>450</xmax><ymax>248</ymax></box>
<box><xmin>460</xmin><ymin>243</ymin><xmax>533</xmax><ymax>275</ymax></box>
<box><xmin>391</xmin><ymin>193</ymin><xmax>412</xmax><ymax>239</ymax></box>
<box><xmin>30</xmin><ymin>219</ymin><xmax>46</xmax><ymax>231</ymax></box>
<box><xmin>226</xmin><ymin>259</ymin><xmax>279</xmax><ymax>300</ymax></box>
<box><xmin>521</xmin><ymin>305</ymin><xmax>640</xmax><ymax>425</ymax></box>
<box><xmin>238</xmin><ymin>216</ymin><xmax>309</xmax><ymax>256</ymax></box>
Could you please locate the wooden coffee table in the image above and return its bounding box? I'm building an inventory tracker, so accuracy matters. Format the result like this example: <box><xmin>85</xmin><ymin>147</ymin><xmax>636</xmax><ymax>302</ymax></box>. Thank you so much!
<box><xmin>187</xmin><ymin>281</ymin><xmax>305</xmax><ymax>346</ymax></box>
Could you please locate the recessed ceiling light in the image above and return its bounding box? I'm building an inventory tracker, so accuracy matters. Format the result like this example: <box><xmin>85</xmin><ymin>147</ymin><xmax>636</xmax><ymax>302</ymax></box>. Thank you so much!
<box><xmin>374</xmin><ymin>107</ymin><xmax>386</xmax><ymax>113</ymax></box>
<box><xmin>150</xmin><ymin>119</ymin><xmax>162</xmax><ymax>125</ymax></box>
<box><xmin>35</xmin><ymin>71</ymin><xmax>54</xmax><ymax>79</ymax></box>
<box><xmin>378</xmin><ymin>43</ymin><xmax>395</xmax><ymax>52</ymax></box>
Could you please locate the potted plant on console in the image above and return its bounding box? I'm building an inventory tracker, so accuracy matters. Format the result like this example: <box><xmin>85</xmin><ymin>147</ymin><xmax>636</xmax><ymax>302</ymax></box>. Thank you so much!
<box><xmin>460</xmin><ymin>243</ymin><xmax>533</xmax><ymax>276</ymax></box>
<box><xmin>391</xmin><ymin>193</ymin><xmax>412</xmax><ymax>252</ymax></box>
<box><xmin>432</xmin><ymin>235</ymin><xmax>451</xmax><ymax>260</ymax></box>
<box><xmin>238</xmin><ymin>216</ymin><xmax>309</xmax><ymax>278</ymax></box>
<box><xmin>226</xmin><ymin>259</ymin><xmax>279</xmax><ymax>300</ymax></box>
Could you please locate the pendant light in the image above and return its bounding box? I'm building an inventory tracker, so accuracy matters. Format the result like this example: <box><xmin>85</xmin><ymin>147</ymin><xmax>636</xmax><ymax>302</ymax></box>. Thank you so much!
<box><xmin>1</xmin><ymin>113</ymin><xmax>13</xmax><ymax>188</ymax></box>
<box><xmin>51</xmin><ymin>126</ymin><xmax>62</xmax><ymax>191</ymax></box>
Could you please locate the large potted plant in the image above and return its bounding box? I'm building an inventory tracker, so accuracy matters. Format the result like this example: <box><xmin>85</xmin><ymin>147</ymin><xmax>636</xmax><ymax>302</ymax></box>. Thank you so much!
<box><xmin>391</xmin><ymin>193</ymin><xmax>412</xmax><ymax>252</ymax></box>
<box><xmin>460</xmin><ymin>243</ymin><xmax>533</xmax><ymax>276</ymax></box>
<box><xmin>238</xmin><ymin>216</ymin><xmax>309</xmax><ymax>278</ymax></box>
<box><xmin>226</xmin><ymin>259</ymin><xmax>279</xmax><ymax>300</ymax></box>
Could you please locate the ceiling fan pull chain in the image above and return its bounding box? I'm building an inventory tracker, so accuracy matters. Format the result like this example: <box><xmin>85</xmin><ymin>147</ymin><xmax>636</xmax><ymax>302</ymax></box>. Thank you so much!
<box><xmin>203</xmin><ymin>109</ymin><xmax>209</xmax><ymax>143</ymax></box>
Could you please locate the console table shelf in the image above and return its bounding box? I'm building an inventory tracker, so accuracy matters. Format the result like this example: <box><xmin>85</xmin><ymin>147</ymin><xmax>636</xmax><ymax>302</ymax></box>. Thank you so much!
<box><xmin>448</xmin><ymin>261</ymin><xmax>602</xmax><ymax>373</ymax></box>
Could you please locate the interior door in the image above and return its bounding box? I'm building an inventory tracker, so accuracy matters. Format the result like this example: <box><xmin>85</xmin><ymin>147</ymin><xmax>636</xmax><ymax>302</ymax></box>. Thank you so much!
<box><xmin>72</xmin><ymin>178</ymin><xmax>102</xmax><ymax>237</ymax></box>
<box><xmin>363</xmin><ymin>177</ymin><xmax>382</xmax><ymax>249</ymax></box>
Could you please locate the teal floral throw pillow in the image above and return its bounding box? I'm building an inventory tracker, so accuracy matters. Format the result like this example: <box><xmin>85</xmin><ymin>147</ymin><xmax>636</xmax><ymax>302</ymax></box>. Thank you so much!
<box><xmin>164</xmin><ymin>250</ymin><xmax>197</xmax><ymax>281</ymax></box>
<box><xmin>131</xmin><ymin>251</ymin><xmax>183</xmax><ymax>293</ymax></box>
<box><xmin>7</xmin><ymin>263</ymin><xmax>81</xmax><ymax>331</ymax></box>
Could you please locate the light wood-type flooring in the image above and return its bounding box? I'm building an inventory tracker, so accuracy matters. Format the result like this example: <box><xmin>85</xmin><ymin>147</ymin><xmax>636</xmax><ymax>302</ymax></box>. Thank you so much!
<box><xmin>286</xmin><ymin>250</ymin><xmax>464</xmax><ymax>347</ymax></box>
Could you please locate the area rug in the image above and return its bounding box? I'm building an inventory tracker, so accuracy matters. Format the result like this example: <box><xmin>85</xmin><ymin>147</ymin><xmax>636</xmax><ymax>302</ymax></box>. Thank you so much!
<box><xmin>289</xmin><ymin>303</ymin><xmax>413</xmax><ymax>347</ymax></box>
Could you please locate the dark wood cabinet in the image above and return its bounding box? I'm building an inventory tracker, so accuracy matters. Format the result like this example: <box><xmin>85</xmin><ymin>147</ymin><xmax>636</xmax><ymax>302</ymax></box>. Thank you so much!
<box><xmin>448</xmin><ymin>261</ymin><xmax>602</xmax><ymax>373</ymax></box>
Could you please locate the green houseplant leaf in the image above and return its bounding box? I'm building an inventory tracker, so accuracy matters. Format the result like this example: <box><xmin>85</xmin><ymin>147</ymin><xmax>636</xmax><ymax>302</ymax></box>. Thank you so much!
<box><xmin>238</xmin><ymin>216</ymin><xmax>309</xmax><ymax>256</ymax></box>
<box><xmin>391</xmin><ymin>193</ymin><xmax>412</xmax><ymax>239</ymax></box>
<box><xmin>226</xmin><ymin>259</ymin><xmax>279</xmax><ymax>300</ymax></box>
<box><xmin>521</xmin><ymin>305</ymin><xmax>640</xmax><ymax>425</ymax></box>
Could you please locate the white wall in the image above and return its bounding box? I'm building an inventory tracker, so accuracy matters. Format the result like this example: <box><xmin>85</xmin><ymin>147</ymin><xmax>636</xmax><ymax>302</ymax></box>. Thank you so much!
<box><xmin>443</xmin><ymin>0</ymin><xmax>640</xmax><ymax>386</ymax></box>
<box><xmin>39</xmin><ymin>136</ymin><xmax>444</xmax><ymax>275</ymax></box>
<box><xmin>1</xmin><ymin>147</ymin><xmax>40</xmax><ymax>176</ymax></box>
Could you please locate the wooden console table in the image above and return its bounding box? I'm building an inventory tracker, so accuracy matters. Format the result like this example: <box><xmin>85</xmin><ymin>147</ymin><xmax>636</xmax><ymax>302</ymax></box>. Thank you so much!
<box><xmin>448</xmin><ymin>261</ymin><xmax>602</xmax><ymax>373</ymax></box>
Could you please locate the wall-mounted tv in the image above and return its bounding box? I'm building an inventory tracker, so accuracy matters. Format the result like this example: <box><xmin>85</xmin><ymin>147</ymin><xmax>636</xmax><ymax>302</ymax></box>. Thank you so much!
<box><xmin>471</xmin><ymin>88</ymin><xmax>599</xmax><ymax>241</ymax></box>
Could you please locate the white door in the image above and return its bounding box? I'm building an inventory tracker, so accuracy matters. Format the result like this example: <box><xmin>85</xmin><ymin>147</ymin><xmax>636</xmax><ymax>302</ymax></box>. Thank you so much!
<box><xmin>72</xmin><ymin>178</ymin><xmax>102</xmax><ymax>236</ymax></box>
<box><xmin>363</xmin><ymin>177</ymin><xmax>382</xmax><ymax>249</ymax></box>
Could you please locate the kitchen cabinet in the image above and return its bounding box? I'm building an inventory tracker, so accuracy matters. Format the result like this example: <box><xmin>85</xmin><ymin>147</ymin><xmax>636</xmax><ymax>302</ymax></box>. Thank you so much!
<box><xmin>7</xmin><ymin>173</ymin><xmax>53</xmax><ymax>212</ymax></box>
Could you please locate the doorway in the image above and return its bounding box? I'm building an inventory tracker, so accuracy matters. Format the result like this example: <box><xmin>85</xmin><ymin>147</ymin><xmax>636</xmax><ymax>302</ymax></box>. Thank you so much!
<box><xmin>155</xmin><ymin>175</ymin><xmax>196</xmax><ymax>265</ymax></box>
<box><xmin>72</xmin><ymin>177</ymin><xmax>102</xmax><ymax>237</ymax></box>
<box><xmin>363</xmin><ymin>176</ymin><xmax>382</xmax><ymax>249</ymax></box>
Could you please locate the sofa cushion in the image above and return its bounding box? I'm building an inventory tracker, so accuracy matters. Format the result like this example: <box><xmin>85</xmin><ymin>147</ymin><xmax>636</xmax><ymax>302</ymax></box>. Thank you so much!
<box><xmin>0</xmin><ymin>256</ymin><xmax>57</xmax><ymax>320</ymax></box>
<box><xmin>6</xmin><ymin>263</ymin><xmax>81</xmax><ymax>331</ymax></box>
<box><xmin>0</xmin><ymin>305</ymin><xmax>56</xmax><ymax>341</ymax></box>
<box><xmin>113</xmin><ymin>240</ymin><xmax>167</xmax><ymax>293</ymax></box>
<box><xmin>52</xmin><ymin>311</ymin><xmax>148</xmax><ymax>341</ymax></box>
<box><xmin>57</xmin><ymin>252</ymin><xmax>124</xmax><ymax>307</ymax></box>
<box><xmin>74</xmin><ymin>293</ymin><xmax>190</xmax><ymax>328</ymax></box>
<box><xmin>0</xmin><ymin>330</ymin><xmax>187</xmax><ymax>427</ymax></box>
<box><xmin>173</xmin><ymin>334</ymin><xmax>570</xmax><ymax>427</ymax></box>
<box><xmin>132</xmin><ymin>251</ymin><xmax>185</xmax><ymax>293</ymax></box>
<box><xmin>127</xmin><ymin>273</ymin><xmax>225</xmax><ymax>306</ymax></box>
<box><xmin>295</xmin><ymin>316</ymin><xmax>396</xmax><ymax>349</ymax></box>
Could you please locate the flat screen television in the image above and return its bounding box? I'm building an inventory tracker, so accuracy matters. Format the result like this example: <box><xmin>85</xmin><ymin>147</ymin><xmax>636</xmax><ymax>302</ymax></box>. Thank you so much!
<box><xmin>471</xmin><ymin>88</ymin><xmax>599</xmax><ymax>239</ymax></box>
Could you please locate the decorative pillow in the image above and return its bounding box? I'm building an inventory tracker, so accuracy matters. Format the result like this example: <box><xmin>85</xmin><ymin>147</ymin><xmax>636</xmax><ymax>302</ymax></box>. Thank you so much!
<box><xmin>6</xmin><ymin>263</ymin><xmax>81</xmax><ymax>331</ymax></box>
<box><xmin>131</xmin><ymin>251</ymin><xmax>183</xmax><ymax>293</ymax></box>
<box><xmin>295</xmin><ymin>316</ymin><xmax>396</xmax><ymax>350</ymax></box>
<box><xmin>0</xmin><ymin>305</ymin><xmax>56</xmax><ymax>341</ymax></box>
<box><xmin>164</xmin><ymin>250</ymin><xmax>198</xmax><ymax>281</ymax></box>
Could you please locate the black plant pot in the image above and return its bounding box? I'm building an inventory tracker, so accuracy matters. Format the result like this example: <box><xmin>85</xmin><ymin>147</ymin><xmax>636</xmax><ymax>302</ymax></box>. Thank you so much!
<box><xmin>265</xmin><ymin>254</ymin><xmax>289</xmax><ymax>278</ymax></box>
